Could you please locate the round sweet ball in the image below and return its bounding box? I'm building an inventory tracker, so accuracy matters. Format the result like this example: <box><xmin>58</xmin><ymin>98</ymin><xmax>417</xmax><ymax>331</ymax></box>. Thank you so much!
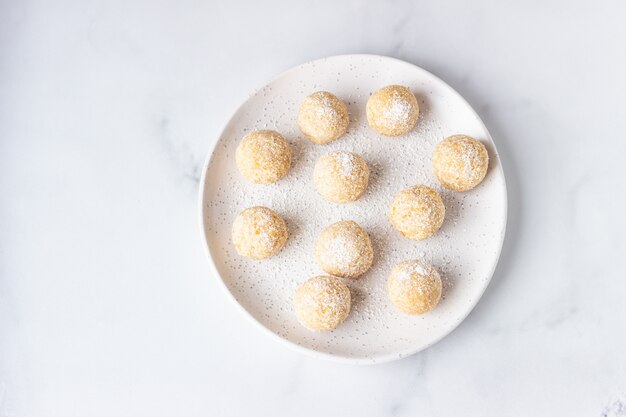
<box><xmin>315</xmin><ymin>220</ymin><xmax>373</xmax><ymax>279</ymax></box>
<box><xmin>235</xmin><ymin>130</ymin><xmax>291</xmax><ymax>184</ymax></box>
<box><xmin>388</xmin><ymin>259</ymin><xmax>442</xmax><ymax>315</ymax></box>
<box><xmin>297</xmin><ymin>91</ymin><xmax>349</xmax><ymax>144</ymax></box>
<box><xmin>231</xmin><ymin>206</ymin><xmax>288</xmax><ymax>259</ymax></box>
<box><xmin>389</xmin><ymin>185</ymin><xmax>445</xmax><ymax>240</ymax></box>
<box><xmin>313</xmin><ymin>151</ymin><xmax>369</xmax><ymax>203</ymax></box>
<box><xmin>366</xmin><ymin>85</ymin><xmax>419</xmax><ymax>136</ymax></box>
<box><xmin>432</xmin><ymin>134</ymin><xmax>489</xmax><ymax>191</ymax></box>
<box><xmin>294</xmin><ymin>276</ymin><xmax>351</xmax><ymax>331</ymax></box>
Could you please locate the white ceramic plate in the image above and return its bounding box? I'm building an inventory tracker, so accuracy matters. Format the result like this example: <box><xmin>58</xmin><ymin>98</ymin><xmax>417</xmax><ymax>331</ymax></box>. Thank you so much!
<box><xmin>199</xmin><ymin>55</ymin><xmax>507</xmax><ymax>364</ymax></box>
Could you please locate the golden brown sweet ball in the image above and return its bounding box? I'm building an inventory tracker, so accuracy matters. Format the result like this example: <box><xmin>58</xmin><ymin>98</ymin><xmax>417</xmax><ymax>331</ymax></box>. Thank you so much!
<box><xmin>294</xmin><ymin>276</ymin><xmax>351</xmax><ymax>331</ymax></box>
<box><xmin>297</xmin><ymin>91</ymin><xmax>349</xmax><ymax>144</ymax></box>
<box><xmin>231</xmin><ymin>206</ymin><xmax>288</xmax><ymax>259</ymax></box>
<box><xmin>313</xmin><ymin>151</ymin><xmax>369</xmax><ymax>203</ymax></box>
<box><xmin>315</xmin><ymin>220</ymin><xmax>373</xmax><ymax>279</ymax></box>
<box><xmin>432</xmin><ymin>134</ymin><xmax>489</xmax><ymax>191</ymax></box>
<box><xmin>235</xmin><ymin>130</ymin><xmax>291</xmax><ymax>184</ymax></box>
<box><xmin>389</xmin><ymin>185</ymin><xmax>445</xmax><ymax>240</ymax></box>
<box><xmin>388</xmin><ymin>259</ymin><xmax>442</xmax><ymax>315</ymax></box>
<box><xmin>366</xmin><ymin>85</ymin><xmax>419</xmax><ymax>136</ymax></box>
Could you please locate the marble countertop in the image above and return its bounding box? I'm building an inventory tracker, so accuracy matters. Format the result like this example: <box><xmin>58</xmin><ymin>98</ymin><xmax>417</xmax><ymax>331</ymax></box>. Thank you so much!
<box><xmin>2</xmin><ymin>0</ymin><xmax>625</xmax><ymax>416</ymax></box>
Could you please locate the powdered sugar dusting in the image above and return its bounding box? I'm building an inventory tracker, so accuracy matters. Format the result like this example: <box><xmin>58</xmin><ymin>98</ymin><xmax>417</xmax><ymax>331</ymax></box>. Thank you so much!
<box><xmin>384</xmin><ymin>91</ymin><xmax>412</xmax><ymax>124</ymax></box>
<box><xmin>333</xmin><ymin>151</ymin><xmax>357</xmax><ymax>177</ymax></box>
<box><xmin>316</xmin><ymin>94</ymin><xmax>337</xmax><ymax>118</ymax></box>
<box><xmin>462</xmin><ymin>140</ymin><xmax>478</xmax><ymax>177</ymax></box>
<box><xmin>327</xmin><ymin>235</ymin><xmax>353</xmax><ymax>266</ymax></box>
<box><xmin>406</xmin><ymin>262</ymin><xmax>431</xmax><ymax>278</ymax></box>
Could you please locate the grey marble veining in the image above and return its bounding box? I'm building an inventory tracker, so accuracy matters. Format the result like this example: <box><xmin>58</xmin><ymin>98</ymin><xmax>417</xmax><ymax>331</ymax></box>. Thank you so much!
<box><xmin>1</xmin><ymin>0</ymin><xmax>626</xmax><ymax>416</ymax></box>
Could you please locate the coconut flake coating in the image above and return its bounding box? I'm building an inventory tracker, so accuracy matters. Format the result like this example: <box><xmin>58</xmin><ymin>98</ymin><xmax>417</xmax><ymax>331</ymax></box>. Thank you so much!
<box><xmin>297</xmin><ymin>91</ymin><xmax>349</xmax><ymax>144</ymax></box>
<box><xmin>388</xmin><ymin>185</ymin><xmax>445</xmax><ymax>240</ymax></box>
<box><xmin>313</xmin><ymin>151</ymin><xmax>369</xmax><ymax>203</ymax></box>
<box><xmin>366</xmin><ymin>85</ymin><xmax>419</xmax><ymax>136</ymax></box>
<box><xmin>315</xmin><ymin>220</ymin><xmax>374</xmax><ymax>279</ymax></box>
<box><xmin>294</xmin><ymin>276</ymin><xmax>351</xmax><ymax>331</ymax></box>
<box><xmin>235</xmin><ymin>130</ymin><xmax>291</xmax><ymax>184</ymax></box>
<box><xmin>388</xmin><ymin>259</ymin><xmax>442</xmax><ymax>315</ymax></box>
<box><xmin>432</xmin><ymin>134</ymin><xmax>489</xmax><ymax>191</ymax></box>
<box><xmin>231</xmin><ymin>206</ymin><xmax>288</xmax><ymax>259</ymax></box>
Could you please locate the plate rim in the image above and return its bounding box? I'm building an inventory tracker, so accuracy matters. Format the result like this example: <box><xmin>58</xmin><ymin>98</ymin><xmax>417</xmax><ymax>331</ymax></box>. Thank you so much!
<box><xmin>198</xmin><ymin>53</ymin><xmax>508</xmax><ymax>365</ymax></box>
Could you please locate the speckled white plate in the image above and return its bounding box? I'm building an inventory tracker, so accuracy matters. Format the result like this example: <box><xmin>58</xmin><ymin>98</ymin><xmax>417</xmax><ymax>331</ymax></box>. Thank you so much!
<box><xmin>199</xmin><ymin>55</ymin><xmax>507</xmax><ymax>364</ymax></box>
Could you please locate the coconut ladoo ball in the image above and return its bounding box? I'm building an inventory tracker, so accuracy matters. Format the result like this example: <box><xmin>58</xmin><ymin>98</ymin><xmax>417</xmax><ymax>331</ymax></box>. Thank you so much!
<box><xmin>313</xmin><ymin>151</ymin><xmax>369</xmax><ymax>203</ymax></box>
<box><xmin>366</xmin><ymin>85</ymin><xmax>419</xmax><ymax>136</ymax></box>
<box><xmin>297</xmin><ymin>91</ymin><xmax>349</xmax><ymax>144</ymax></box>
<box><xmin>315</xmin><ymin>220</ymin><xmax>373</xmax><ymax>279</ymax></box>
<box><xmin>231</xmin><ymin>206</ymin><xmax>288</xmax><ymax>259</ymax></box>
<box><xmin>389</xmin><ymin>185</ymin><xmax>445</xmax><ymax>240</ymax></box>
<box><xmin>388</xmin><ymin>259</ymin><xmax>442</xmax><ymax>315</ymax></box>
<box><xmin>235</xmin><ymin>130</ymin><xmax>291</xmax><ymax>184</ymax></box>
<box><xmin>294</xmin><ymin>276</ymin><xmax>351</xmax><ymax>331</ymax></box>
<box><xmin>432</xmin><ymin>134</ymin><xmax>489</xmax><ymax>191</ymax></box>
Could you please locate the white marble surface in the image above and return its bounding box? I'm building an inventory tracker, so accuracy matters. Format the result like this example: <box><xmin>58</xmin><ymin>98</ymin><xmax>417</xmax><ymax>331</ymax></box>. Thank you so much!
<box><xmin>1</xmin><ymin>0</ymin><xmax>625</xmax><ymax>416</ymax></box>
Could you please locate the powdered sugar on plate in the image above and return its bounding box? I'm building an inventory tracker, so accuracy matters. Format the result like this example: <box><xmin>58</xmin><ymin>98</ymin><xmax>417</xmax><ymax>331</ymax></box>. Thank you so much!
<box><xmin>200</xmin><ymin>55</ymin><xmax>507</xmax><ymax>363</ymax></box>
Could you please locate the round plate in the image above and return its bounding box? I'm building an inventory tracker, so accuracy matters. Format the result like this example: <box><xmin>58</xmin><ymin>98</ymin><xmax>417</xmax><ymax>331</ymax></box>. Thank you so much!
<box><xmin>199</xmin><ymin>55</ymin><xmax>507</xmax><ymax>364</ymax></box>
